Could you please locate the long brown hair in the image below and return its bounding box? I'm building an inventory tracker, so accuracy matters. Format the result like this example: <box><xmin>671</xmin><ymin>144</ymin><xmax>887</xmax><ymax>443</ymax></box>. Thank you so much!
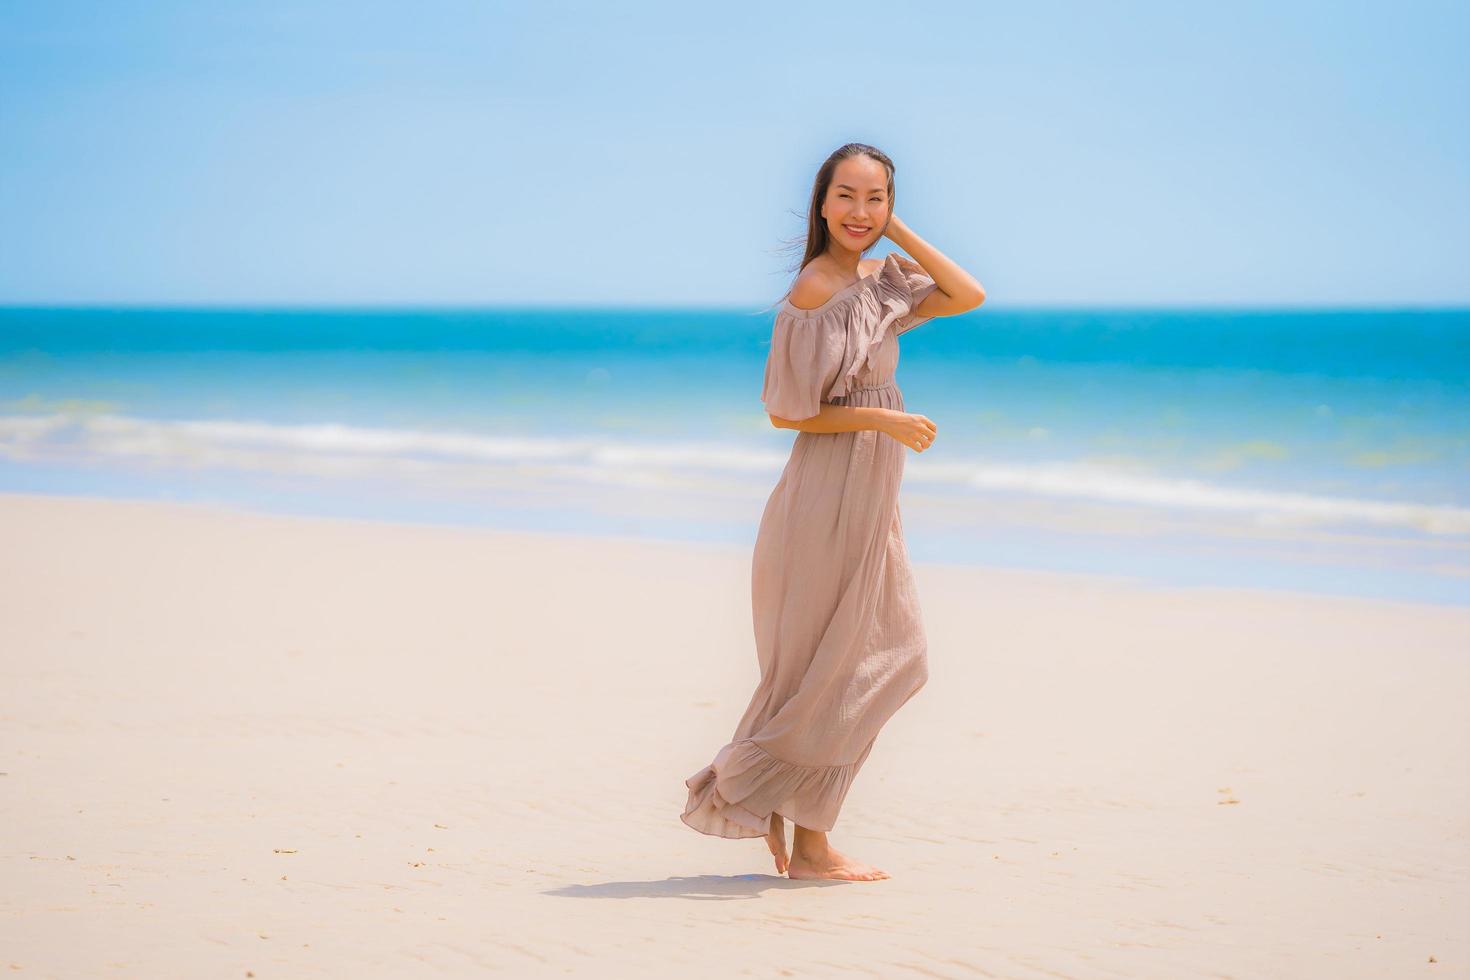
<box><xmin>763</xmin><ymin>143</ymin><xmax>897</xmax><ymax>313</ymax></box>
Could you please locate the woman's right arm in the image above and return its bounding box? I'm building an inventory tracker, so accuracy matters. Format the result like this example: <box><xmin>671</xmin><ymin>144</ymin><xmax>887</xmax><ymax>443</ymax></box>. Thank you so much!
<box><xmin>770</xmin><ymin>405</ymin><xmax>938</xmax><ymax>452</ymax></box>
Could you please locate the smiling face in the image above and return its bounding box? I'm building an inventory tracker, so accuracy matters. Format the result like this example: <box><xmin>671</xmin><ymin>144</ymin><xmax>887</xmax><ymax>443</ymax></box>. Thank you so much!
<box><xmin>819</xmin><ymin>155</ymin><xmax>891</xmax><ymax>252</ymax></box>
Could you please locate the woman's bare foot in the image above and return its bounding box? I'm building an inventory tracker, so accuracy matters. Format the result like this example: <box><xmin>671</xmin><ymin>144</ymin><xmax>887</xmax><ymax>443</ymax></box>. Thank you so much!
<box><xmin>764</xmin><ymin>812</ymin><xmax>789</xmax><ymax>874</ymax></box>
<box><xmin>788</xmin><ymin>827</ymin><xmax>890</xmax><ymax>881</ymax></box>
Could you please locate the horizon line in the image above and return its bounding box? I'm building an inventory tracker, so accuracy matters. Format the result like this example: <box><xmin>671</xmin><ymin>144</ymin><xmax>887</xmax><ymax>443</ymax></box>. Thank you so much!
<box><xmin>2</xmin><ymin>301</ymin><xmax>1469</xmax><ymax>314</ymax></box>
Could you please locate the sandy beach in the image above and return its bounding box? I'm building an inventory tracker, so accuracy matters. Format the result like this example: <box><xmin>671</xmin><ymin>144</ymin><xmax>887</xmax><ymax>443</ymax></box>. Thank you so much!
<box><xmin>1</xmin><ymin>490</ymin><xmax>1466</xmax><ymax>978</ymax></box>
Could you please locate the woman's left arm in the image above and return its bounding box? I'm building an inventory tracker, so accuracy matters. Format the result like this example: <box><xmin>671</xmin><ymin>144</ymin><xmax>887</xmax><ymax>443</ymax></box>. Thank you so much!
<box><xmin>883</xmin><ymin>214</ymin><xmax>986</xmax><ymax>315</ymax></box>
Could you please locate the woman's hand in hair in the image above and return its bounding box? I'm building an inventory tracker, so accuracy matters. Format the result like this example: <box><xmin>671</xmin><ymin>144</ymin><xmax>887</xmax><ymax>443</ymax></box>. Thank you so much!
<box><xmin>881</xmin><ymin>212</ymin><xmax>907</xmax><ymax>243</ymax></box>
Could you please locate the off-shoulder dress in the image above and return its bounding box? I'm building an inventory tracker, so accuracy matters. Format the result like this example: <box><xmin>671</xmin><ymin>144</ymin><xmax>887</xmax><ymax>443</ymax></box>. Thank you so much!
<box><xmin>681</xmin><ymin>252</ymin><xmax>942</xmax><ymax>838</ymax></box>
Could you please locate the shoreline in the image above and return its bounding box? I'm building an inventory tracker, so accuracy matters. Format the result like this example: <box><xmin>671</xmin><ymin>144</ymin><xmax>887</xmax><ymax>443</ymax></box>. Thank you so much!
<box><xmin>2</xmin><ymin>488</ymin><xmax>1464</xmax><ymax>613</ymax></box>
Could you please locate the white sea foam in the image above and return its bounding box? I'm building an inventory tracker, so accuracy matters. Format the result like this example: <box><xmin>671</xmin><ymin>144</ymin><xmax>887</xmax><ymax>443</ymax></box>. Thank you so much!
<box><xmin>2</xmin><ymin>411</ymin><xmax>1467</xmax><ymax>535</ymax></box>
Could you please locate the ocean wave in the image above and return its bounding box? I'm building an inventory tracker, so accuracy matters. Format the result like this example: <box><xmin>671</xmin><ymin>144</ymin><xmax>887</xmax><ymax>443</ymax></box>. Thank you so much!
<box><xmin>2</xmin><ymin>411</ymin><xmax>1466</xmax><ymax>535</ymax></box>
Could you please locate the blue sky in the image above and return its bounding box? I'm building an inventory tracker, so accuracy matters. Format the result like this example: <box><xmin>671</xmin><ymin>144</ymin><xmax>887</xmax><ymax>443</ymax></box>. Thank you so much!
<box><xmin>1</xmin><ymin>0</ymin><xmax>1466</xmax><ymax>307</ymax></box>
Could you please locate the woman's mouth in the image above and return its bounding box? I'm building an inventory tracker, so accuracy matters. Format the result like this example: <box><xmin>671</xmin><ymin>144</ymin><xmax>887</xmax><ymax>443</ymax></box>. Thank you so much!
<box><xmin>843</xmin><ymin>224</ymin><xmax>871</xmax><ymax>238</ymax></box>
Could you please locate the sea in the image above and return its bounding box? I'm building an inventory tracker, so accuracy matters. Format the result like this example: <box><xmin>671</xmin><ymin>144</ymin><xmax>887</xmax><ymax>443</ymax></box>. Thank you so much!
<box><xmin>1</xmin><ymin>304</ymin><xmax>1467</xmax><ymax>606</ymax></box>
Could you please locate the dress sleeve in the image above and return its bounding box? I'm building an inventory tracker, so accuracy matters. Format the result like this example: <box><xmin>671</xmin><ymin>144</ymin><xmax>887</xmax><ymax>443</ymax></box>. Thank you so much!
<box><xmin>760</xmin><ymin>311</ymin><xmax>830</xmax><ymax>422</ymax></box>
<box><xmin>890</xmin><ymin>254</ymin><xmax>942</xmax><ymax>336</ymax></box>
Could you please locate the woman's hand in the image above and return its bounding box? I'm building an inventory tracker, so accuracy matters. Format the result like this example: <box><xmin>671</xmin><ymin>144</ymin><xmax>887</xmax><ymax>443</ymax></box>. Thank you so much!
<box><xmin>882</xmin><ymin>212</ymin><xmax>910</xmax><ymax>245</ymax></box>
<box><xmin>880</xmin><ymin>410</ymin><xmax>937</xmax><ymax>453</ymax></box>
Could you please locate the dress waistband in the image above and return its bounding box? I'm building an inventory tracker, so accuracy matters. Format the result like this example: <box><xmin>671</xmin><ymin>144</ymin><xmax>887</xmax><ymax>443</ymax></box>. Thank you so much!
<box><xmin>832</xmin><ymin>381</ymin><xmax>897</xmax><ymax>395</ymax></box>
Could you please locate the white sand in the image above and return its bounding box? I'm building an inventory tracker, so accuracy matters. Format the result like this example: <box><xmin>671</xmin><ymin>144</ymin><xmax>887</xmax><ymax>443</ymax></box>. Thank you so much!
<box><xmin>1</xmin><ymin>491</ymin><xmax>1466</xmax><ymax>978</ymax></box>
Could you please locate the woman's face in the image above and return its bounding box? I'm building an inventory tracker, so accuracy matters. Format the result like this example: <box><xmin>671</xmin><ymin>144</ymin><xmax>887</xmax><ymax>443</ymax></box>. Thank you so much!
<box><xmin>820</xmin><ymin>156</ymin><xmax>890</xmax><ymax>251</ymax></box>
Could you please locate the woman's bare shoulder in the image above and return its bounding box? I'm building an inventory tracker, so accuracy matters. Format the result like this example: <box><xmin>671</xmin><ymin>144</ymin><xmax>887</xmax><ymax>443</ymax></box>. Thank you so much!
<box><xmin>786</xmin><ymin>257</ymin><xmax>884</xmax><ymax>311</ymax></box>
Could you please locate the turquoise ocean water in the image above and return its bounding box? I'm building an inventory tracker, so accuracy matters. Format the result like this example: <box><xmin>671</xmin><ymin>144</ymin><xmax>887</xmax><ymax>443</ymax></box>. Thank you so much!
<box><xmin>2</xmin><ymin>305</ymin><xmax>1467</xmax><ymax>606</ymax></box>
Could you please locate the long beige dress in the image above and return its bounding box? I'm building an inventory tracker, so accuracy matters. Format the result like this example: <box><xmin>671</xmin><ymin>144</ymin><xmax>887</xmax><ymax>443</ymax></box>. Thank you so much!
<box><xmin>681</xmin><ymin>252</ymin><xmax>942</xmax><ymax>839</ymax></box>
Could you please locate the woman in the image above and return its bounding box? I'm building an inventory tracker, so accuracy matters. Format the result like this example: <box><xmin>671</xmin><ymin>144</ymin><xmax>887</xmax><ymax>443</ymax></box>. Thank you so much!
<box><xmin>680</xmin><ymin>144</ymin><xmax>986</xmax><ymax>881</ymax></box>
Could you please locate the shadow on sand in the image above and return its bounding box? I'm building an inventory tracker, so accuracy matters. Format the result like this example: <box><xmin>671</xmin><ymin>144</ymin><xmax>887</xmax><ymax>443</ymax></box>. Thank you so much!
<box><xmin>543</xmin><ymin>873</ymin><xmax>855</xmax><ymax>900</ymax></box>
